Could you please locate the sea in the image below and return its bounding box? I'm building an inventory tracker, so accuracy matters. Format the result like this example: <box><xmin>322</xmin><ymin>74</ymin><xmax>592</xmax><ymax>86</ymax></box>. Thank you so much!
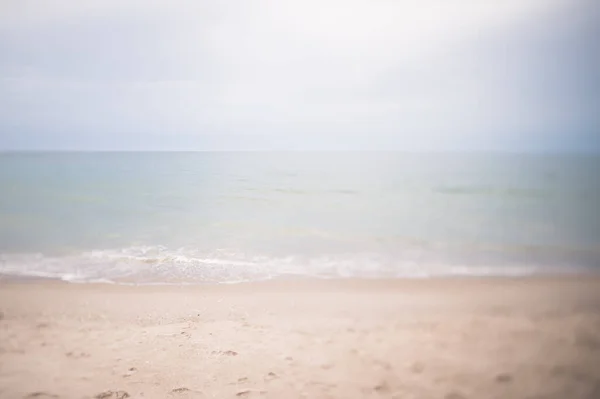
<box><xmin>0</xmin><ymin>151</ymin><xmax>598</xmax><ymax>284</ymax></box>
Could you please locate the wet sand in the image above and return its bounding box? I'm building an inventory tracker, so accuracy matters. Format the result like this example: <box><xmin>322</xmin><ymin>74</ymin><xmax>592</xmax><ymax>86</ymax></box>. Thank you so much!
<box><xmin>1</xmin><ymin>277</ymin><xmax>600</xmax><ymax>399</ymax></box>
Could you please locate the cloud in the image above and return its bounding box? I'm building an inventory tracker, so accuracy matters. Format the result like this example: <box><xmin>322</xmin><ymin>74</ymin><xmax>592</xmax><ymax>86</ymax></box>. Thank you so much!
<box><xmin>0</xmin><ymin>0</ymin><xmax>597</xmax><ymax>150</ymax></box>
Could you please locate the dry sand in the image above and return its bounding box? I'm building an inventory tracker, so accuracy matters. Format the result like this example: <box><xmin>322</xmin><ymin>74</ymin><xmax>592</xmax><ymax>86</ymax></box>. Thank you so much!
<box><xmin>1</xmin><ymin>277</ymin><xmax>600</xmax><ymax>399</ymax></box>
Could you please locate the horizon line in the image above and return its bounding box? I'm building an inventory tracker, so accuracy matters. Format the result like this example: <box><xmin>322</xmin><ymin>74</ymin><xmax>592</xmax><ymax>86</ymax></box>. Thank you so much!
<box><xmin>1</xmin><ymin>149</ymin><xmax>599</xmax><ymax>155</ymax></box>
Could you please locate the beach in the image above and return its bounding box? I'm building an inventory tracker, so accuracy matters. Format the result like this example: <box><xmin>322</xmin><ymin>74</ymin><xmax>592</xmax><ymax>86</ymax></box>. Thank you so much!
<box><xmin>1</xmin><ymin>277</ymin><xmax>599</xmax><ymax>399</ymax></box>
<box><xmin>2</xmin><ymin>0</ymin><xmax>599</xmax><ymax>397</ymax></box>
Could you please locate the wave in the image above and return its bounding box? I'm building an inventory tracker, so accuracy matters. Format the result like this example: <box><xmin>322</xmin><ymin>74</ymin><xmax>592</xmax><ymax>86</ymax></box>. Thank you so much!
<box><xmin>1</xmin><ymin>245</ymin><xmax>596</xmax><ymax>285</ymax></box>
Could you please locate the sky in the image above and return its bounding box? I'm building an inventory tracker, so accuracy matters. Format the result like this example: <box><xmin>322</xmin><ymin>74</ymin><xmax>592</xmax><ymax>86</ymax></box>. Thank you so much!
<box><xmin>0</xmin><ymin>0</ymin><xmax>598</xmax><ymax>151</ymax></box>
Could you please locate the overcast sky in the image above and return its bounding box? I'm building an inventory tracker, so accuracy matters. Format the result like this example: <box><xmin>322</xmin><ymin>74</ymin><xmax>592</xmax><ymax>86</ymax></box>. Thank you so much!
<box><xmin>0</xmin><ymin>0</ymin><xmax>598</xmax><ymax>151</ymax></box>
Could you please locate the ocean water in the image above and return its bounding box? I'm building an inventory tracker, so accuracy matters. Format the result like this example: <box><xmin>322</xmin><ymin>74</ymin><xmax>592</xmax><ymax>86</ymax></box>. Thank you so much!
<box><xmin>0</xmin><ymin>152</ymin><xmax>599</xmax><ymax>283</ymax></box>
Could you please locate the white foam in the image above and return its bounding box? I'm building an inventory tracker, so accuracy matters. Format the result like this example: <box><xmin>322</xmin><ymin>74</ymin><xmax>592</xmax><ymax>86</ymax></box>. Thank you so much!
<box><xmin>0</xmin><ymin>245</ymin><xmax>595</xmax><ymax>285</ymax></box>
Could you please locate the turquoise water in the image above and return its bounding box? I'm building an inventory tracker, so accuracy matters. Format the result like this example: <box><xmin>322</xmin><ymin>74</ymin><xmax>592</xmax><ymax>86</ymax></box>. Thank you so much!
<box><xmin>1</xmin><ymin>152</ymin><xmax>599</xmax><ymax>283</ymax></box>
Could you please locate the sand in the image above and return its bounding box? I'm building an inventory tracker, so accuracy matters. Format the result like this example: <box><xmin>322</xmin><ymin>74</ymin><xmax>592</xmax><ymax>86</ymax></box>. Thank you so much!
<box><xmin>1</xmin><ymin>277</ymin><xmax>600</xmax><ymax>399</ymax></box>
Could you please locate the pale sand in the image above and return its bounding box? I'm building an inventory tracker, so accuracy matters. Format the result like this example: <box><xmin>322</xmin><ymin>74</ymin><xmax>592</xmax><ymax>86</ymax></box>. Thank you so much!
<box><xmin>1</xmin><ymin>278</ymin><xmax>600</xmax><ymax>399</ymax></box>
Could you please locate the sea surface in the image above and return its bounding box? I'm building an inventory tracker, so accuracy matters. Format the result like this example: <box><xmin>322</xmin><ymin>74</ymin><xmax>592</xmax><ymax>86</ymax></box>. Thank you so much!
<box><xmin>0</xmin><ymin>152</ymin><xmax>599</xmax><ymax>283</ymax></box>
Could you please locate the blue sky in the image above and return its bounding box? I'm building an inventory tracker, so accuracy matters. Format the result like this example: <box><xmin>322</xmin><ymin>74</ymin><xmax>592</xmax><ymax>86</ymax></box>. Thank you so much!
<box><xmin>0</xmin><ymin>0</ymin><xmax>598</xmax><ymax>151</ymax></box>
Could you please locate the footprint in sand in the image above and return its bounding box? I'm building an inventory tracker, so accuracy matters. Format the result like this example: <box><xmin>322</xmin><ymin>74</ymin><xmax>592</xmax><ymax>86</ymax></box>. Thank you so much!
<box><xmin>65</xmin><ymin>351</ymin><xmax>91</xmax><ymax>359</ymax></box>
<box><xmin>374</xmin><ymin>381</ymin><xmax>390</xmax><ymax>393</ymax></box>
<box><xmin>24</xmin><ymin>393</ymin><xmax>59</xmax><ymax>398</ymax></box>
<box><xmin>495</xmin><ymin>373</ymin><xmax>513</xmax><ymax>383</ymax></box>
<box><xmin>122</xmin><ymin>367</ymin><xmax>137</xmax><ymax>378</ymax></box>
<box><xmin>264</xmin><ymin>372</ymin><xmax>278</xmax><ymax>382</ymax></box>
<box><xmin>410</xmin><ymin>362</ymin><xmax>424</xmax><ymax>374</ymax></box>
<box><xmin>211</xmin><ymin>350</ymin><xmax>238</xmax><ymax>356</ymax></box>
<box><xmin>236</xmin><ymin>390</ymin><xmax>267</xmax><ymax>397</ymax></box>
<box><xmin>94</xmin><ymin>390</ymin><xmax>130</xmax><ymax>399</ymax></box>
<box><xmin>171</xmin><ymin>387</ymin><xmax>206</xmax><ymax>396</ymax></box>
<box><xmin>445</xmin><ymin>391</ymin><xmax>467</xmax><ymax>399</ymax></box>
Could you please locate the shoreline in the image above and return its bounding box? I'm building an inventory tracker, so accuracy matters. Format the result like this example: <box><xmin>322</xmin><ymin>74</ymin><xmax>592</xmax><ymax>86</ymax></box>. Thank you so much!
<box><xmin>1</xmin><ymin>276</ymin><xmax>599</xmax><ymax>399</ymax></box>
<box><xmin>2</xmin><ymin>269</ymin><xmax>599</xmax><ymax>287</ymax></box>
